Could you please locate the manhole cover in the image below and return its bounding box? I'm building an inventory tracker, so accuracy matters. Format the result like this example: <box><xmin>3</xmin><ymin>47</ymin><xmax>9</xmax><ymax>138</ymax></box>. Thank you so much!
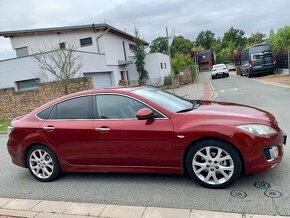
<box><xmin>264</xmin><ymin>190</ymin><xmax>282</xmax><ymax>198</ymax></box>
<box><xmin>254</xmin><ymin>181</ymin><xmax>270</xmax><ymax>189</ymax></box>
<box><xmin>230</xmin><ymin>190</ymin><xmax>247</xmax><ymax>199</ymax></box>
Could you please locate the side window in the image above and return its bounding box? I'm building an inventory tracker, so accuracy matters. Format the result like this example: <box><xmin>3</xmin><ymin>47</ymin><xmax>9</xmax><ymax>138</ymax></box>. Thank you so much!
<box><xmin>37</xmin><ymin>106</ymin><xmax>52</xmax><ymax>119</ymax></box>
<box><xmin>95</xmin><ymin>95</ymin><xmax>163</xmax><ymax>119</ymax></box>
<box><xmin>47</xmin><ymin>96</ymin><xmax>93</xmax><ymax>119</ymax></box>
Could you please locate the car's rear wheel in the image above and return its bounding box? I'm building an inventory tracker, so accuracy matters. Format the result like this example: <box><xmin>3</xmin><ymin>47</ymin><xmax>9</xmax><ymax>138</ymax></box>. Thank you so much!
<box><xmin>27</xmin><ymin>145</ymin><xmax>61</xmax><ymax>182</ymax></box>
<box><xmin>186</xmin><ymin>139</ymin><xmax>241</xmax><ymax>189</ymax></box>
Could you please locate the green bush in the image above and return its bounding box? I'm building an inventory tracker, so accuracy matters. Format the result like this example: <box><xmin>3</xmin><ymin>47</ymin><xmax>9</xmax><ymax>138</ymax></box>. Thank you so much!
<box><xmin>164</xmin><ymin>76</ymin><xmax>172</xmax><ymax>86</ymax></box>
<box><xmin>0</xmin><ymin>119</ymin><xmax>10</xmax><ymax>132</ymax></box>
<box><xmin>192</xmin><ymin>64</ymin><xmax>199</xmax><ymax>82</ymax></box>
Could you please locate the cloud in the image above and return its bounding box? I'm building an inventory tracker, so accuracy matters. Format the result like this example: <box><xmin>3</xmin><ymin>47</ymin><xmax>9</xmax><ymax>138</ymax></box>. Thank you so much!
<box><xmin>0</xmin><ymin>0</ymin><xmax>289</xmax><ymax>59</ymax></box>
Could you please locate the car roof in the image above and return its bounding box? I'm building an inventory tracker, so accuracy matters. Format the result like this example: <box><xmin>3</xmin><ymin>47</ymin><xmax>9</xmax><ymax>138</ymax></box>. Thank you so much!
<box><xmin>67</xmin><ymin>86</ymin><xmax>143</xmax><ymax>96</ymax></box>
<box><xmin>34</xmin><ymin>86</ymin><xmax>144</xmax><ymax>112</ymax></box>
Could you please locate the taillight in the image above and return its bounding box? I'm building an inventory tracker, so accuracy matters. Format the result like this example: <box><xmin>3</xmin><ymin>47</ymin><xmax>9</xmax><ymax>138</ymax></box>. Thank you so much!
<box><xmin>248</xmin><ymin>61</ymin><xmax>253</xmax><ymax>68</ymax></box>
<box><xmin>211</xmin><ymin>69</ymin><xmax>216</xmax><ymax>72</ymax></box>
<box><xmin>7</xmin><ymin>126</ymin><xmax>15</xmax><ymax>135</ymax></box>
<box><xmin>223</xmin><ymin>67</ymin><xmax>228</xmax><ymax>70</ymax></box>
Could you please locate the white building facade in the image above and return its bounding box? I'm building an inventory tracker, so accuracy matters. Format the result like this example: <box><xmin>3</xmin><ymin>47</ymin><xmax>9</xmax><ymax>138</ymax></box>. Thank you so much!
<box><xmin>144</xmin><ymin>52</ymin><xmax>171</xmax><ymax>86</ymax></box>
<box><xmin>0</xmin><ymin>24</ymin><xmax>153</xmax><ymax>90</ymax></box>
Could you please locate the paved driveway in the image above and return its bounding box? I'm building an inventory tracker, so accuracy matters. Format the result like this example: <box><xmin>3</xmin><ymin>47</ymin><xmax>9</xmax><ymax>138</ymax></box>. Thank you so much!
<box><xmin>0</xmin><ymin>73</ymin><xmax>289</xmax><ymax>216</ymax></box>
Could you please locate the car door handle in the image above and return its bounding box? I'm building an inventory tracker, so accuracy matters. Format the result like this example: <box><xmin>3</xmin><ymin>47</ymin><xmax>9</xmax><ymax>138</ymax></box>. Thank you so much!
<box><xmin>95</xmin><ymin>127</ymin><xmax>111</xmax><ymax>132</ymax></box>
<box><xmin>43</xmin><ymin>126</ymin><xmax>55</xmax><ymax>131</ymax></box>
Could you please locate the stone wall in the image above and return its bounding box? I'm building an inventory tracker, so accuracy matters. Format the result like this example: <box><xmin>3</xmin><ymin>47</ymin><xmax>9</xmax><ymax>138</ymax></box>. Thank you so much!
<box><xmin>178</xmin><ymin>67</ymin><xmax>193</xmax><ymax>85</ymax></box>
<box><xmin>0</xmin><ymin>77</ymin><xmax>93</xmax><ymax>120</ymax></box>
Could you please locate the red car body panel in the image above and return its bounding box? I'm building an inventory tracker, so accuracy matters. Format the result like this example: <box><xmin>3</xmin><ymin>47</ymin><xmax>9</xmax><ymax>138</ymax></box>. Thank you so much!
<box><xmin>7</xmin><ymin>87</ymin><xmax>286</xmax><ymax>176</ymax></box>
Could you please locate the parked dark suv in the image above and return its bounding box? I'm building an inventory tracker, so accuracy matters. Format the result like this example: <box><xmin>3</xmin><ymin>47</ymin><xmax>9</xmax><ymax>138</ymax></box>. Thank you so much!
<box><xmin>241</xmin><ymin>43</ymin><xmax>275</xmax><ymax>78</ymax></box>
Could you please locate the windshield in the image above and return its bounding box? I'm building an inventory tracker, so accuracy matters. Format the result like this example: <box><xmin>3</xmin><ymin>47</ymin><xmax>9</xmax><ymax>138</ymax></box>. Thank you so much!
<box><xmin>132</xmin><ymin>87</ymin><xmax>193</xmax><ymax>113</ymax></box>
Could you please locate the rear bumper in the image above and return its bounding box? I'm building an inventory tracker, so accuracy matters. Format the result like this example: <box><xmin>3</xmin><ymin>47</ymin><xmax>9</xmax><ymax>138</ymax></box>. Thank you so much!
<box><xmin>7</xmin><ymin>134</ymin><xmax>25</xmax><ymax>168</ymax></box>
<box><xmin>212</xmin><ymin>72</ymin><xmax>228</xmax><ymax>78</ymax></box>
<box><xmin>251</xmin><ymin>65</ymin><xmax>275</xmax><ymax>74</ymax></box>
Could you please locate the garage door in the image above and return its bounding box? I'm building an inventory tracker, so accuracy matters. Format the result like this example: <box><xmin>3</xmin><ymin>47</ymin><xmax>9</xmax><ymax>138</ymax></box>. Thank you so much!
<box><xmin>91</xmin><ymin>72</ymin><xmax>112</xmax><ymax>88</ymax></box>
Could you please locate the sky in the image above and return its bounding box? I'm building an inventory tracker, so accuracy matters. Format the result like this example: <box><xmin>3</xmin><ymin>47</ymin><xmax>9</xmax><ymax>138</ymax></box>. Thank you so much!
<box><xmin>0</xmin><ymin>0</ymin><xmax>289</xmax><ymax>60</ymax></box>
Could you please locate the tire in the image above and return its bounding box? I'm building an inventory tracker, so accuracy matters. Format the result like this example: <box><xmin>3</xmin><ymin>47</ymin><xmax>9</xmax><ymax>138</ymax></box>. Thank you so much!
<box><xmin>186</xmin><ymin>139</ymin><xmax>241</xmax><ymax>189</ymax></box>
<box><xmin>26</xmin><ymin>145</ymin><xmax>61</xmax><ymax>182</ymax></box>
<box><xmin>211</xmin><ymin>76</ymin><xmax>215</xmax><ymax>79</ymax></box>
<box><xmin>226</xmin><ymin>73</ymin><xmax>229</xmax><ymax>77</ymax></box>
<box><xmin>248</xmin><ymin>73</ymin><xmax>251</xmax><ymax>78</ymax></box>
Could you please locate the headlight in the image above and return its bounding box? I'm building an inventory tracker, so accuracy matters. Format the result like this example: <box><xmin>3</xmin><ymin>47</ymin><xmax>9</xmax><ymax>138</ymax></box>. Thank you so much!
<box><xmin>236</xmin><ymin>124</ymin><xmax>278</xmax><ymax>136</ymax></box>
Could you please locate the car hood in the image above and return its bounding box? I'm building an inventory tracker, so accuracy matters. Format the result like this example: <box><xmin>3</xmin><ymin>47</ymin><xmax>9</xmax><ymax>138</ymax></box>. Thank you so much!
<box><xmin>191</xmin><ymin>101</ymin><xmax>276</xmax><ymax>123</ymax></box>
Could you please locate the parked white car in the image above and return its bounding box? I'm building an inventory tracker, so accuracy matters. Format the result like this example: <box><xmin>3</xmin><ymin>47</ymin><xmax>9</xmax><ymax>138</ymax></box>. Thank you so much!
<box><xmin>211</xmin><ymin>64</ymin><xmax>229</xmax><ymax>79</ymax></box>
<box><xmin>226</xmin><ymin>63</ymin><xmax>236</xmax><ymax>71</ymax></box>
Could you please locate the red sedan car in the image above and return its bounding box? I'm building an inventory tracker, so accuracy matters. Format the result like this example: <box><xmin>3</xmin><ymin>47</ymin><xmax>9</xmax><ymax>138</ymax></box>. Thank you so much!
<box><xmin>7</xmin><ymin>87</ymin><xmax>286</xmax><ymax>188</ymax></box>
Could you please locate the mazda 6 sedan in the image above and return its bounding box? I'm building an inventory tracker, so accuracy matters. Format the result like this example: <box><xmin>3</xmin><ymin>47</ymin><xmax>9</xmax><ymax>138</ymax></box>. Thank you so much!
<box><xmin>7</xmin><ymin>87</ymin><xmax>287</xmax><ymax>188</ymax></box>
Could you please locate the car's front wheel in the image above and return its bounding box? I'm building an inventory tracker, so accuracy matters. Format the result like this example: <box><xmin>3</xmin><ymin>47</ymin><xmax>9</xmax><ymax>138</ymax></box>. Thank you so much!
<box><xmin>26</xmin><ymin>145</ymin><xmax>61</xmax><ymax>182</ymax></box>
<box><xmin>186</xmin><ymin>139</ymin><xmax>241</xmax><ymax>189</ymax></box>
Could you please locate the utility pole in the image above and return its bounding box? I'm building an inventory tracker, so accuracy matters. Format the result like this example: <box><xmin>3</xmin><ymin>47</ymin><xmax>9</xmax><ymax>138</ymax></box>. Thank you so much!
<box><xmin>166</xmin><ymin>27</ymin><xmax>175</xmax><ymax>94</ymax></box>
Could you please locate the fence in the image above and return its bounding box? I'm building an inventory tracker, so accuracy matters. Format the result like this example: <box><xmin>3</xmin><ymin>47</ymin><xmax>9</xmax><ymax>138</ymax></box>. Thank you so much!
<box><xmin>276</xmin><ymin>53</ymin><xmax>289</xmax><ymax>69</ymax></box>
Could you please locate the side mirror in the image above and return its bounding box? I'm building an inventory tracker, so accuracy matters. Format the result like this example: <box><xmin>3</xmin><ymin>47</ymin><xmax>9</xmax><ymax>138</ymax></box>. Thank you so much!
<box><xmin>136</xmin><ymin>108</ymin><xmax>155</xmax><ymax>120</ymax></box>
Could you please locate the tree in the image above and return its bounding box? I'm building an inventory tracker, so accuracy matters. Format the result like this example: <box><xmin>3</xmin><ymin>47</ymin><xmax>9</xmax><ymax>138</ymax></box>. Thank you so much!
<box><xmin>33</xmin><ymin>43</ymin><xmax>82</xmax><ymax>94</ymax></box>
<box><xmin>170</xmin><ymin>36</ymin><xmax>193</xmax><ymax>57</ymax></box>
<box><xmin>247</xmin><ymin>32</ymin><xmax>266</xmax><ymax>46</ymax></box>
<box><xmin>133</xmin><ymin>27</ymin><xmax>148</xmax><ymax>85</ymax></box>
<box><xmin>267</xmin><ymin>26</ymin><xmax>290</xmax><ymax>53</ymax></box>
<box><xmin>222</xmin><ymin>27</ymin><xmax>247</xmax><ymax>49</ymax></box>
<box><xmin>171</xmin><ymin>53</ymin><xmax>193</xmax><ymax>74</ymax></box>
<box><xmin>195</xmin><ymin>30</ymin><xmax>215</xmax><ymax>49</ymax></box>
<box><xmin>150</xmin><ymin>37</ymin><xmax>168</xmax><ymax>54</ymax></box>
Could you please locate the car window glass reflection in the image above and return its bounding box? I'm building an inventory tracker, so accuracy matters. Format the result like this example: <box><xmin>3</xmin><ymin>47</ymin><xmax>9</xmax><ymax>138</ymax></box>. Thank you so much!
<box><xmin>95</xmin><ymin>95</ymin><xmax>162</xmax><ymax>119</ymax></box>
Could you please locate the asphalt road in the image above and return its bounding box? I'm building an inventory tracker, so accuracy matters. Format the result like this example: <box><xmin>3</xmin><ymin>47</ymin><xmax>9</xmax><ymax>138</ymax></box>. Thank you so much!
<box><xmin>0</xmin><ymin>72</ymin><xmax>289</xmax><ymax>215</ymax></box>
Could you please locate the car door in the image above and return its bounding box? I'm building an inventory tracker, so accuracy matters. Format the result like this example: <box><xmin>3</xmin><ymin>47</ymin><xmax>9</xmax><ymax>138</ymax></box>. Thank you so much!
<box><xmin>39</xmin><ymin>95</ymin><xmax>96</xmax><ymax>165</ymax></box>
<box><xmin>92</xmin><ymin>94</ymin><xmax>177</xmax><ymax>168</ymax></box>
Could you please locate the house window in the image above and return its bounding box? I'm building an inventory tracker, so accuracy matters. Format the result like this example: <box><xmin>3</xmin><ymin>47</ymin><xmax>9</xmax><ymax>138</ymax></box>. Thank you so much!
<box><xmin>16</xmin><ymin>78</ymin><xmax>40</xmax><ymax>91</ymax></box>
<box><xmin>164</xmin><ymin>63</ymin><xmax>167</xmax><ymax>69</ymax></box>
<box><xmin>80</xmin><ymin>37</ymin><xmax>93</xmax><ymax>47</ymax></box>
<box><xmin>160</xmin><ymin>63</ymin><xmax>163</xmax><ymax>69</ymax></box>
<box><xmin>129</xmin><ymin>43</ymin><xmax>136</xmax><ymax>51</ymax></box>
<box><xmin>15</xmin><ymin>47</ymin><xmax>29</xmax><ymax>58</ymax></box>
<box><xmin>59</xmin><ymin>42</ymin><xmax>66</xmax><ymax>49</ymax></box>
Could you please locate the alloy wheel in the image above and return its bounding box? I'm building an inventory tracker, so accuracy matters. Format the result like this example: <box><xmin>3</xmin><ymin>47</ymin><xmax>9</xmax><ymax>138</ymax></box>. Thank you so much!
<box><xmin>192</xmin><ymin>146</ymin><xmax>234</xmax><ymax>185</ymax></box>
<box><xmin>29</xmin><ymin>149</ymin><xmax>54</xmax><ymax>179</ymax></box>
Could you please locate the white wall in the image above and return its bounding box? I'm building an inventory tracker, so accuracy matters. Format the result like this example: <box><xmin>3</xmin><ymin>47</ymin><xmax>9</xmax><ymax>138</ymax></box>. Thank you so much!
<box><xmin>103</xmin><ymin>33</ymin><xmax>135</xmax><ymax>66</ymax></box>
<box><xmin>145</xmin><ymin>53</ymin><xmax>170</xmax><ymax>79</ymax></box>
<box><xmin>10</xmin><ymin>31</ymin><xmax>105</xmax><ymax>55</ymax></box>
<box><xmin>1</xmin><ymin>29</ymin><xmax>142</xmax><ymax>89</ymax></box>
<box><xmin>0</xmin><ymin>52</ymin><xmax>114</xmax><ymax>89</ymax></box>
<box><xmin>0</xmin><ymin>57</ymin><xmax>40</xmax><ymax>89</ymax></box>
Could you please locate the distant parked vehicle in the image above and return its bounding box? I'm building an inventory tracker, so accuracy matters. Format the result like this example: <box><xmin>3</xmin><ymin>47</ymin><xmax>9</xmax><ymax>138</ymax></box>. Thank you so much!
<box><xmin>240</xmin><ymin>43</ymin><xmax>275</xmax><ymax>78</ymax></box>
<box><xmin>226</xmin><ymin>63</ymin><xmax>236</xmax><ymax>71</ymax></box>
<box><xmin>211</xmin><ymin>64</ymin><xmax>229</xmax><ymax>79</ymax></box>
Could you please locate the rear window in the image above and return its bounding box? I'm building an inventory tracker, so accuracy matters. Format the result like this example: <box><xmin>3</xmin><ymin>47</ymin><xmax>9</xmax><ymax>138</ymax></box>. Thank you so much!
<box><xmin>250</xmin><ymin>44</ymin><xmax>272</xmax><ymax>54</ymax></box>
<box><xmin>213</xmin><ymin>64</ymin><xmax>226</xmax><ymax>69</ymax></box>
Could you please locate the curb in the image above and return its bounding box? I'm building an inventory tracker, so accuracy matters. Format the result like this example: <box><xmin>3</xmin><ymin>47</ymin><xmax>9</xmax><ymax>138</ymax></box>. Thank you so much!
<box><xmin>201</xmin><ymin>74</ymin><xmax>218</xmax><ymax>100</ymax></box>
<box><xmin>0</xmin><ymin>198</ymin><xmax>288</xmax><ymax>218</ymax></box>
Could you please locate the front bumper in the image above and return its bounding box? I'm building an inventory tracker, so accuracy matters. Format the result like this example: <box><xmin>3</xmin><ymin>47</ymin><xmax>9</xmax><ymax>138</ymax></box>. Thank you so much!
<box><xmin>234</xmin><ymin>128</ymin><xmax>286</xmax><ymax>175</ymax></box>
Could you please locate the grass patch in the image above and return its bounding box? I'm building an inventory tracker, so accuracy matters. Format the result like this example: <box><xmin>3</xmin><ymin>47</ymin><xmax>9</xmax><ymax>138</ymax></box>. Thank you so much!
<box><xmin>0</xmin><ymin>119</ymin><xmax>10</xmax><ymax>132</ymax></box>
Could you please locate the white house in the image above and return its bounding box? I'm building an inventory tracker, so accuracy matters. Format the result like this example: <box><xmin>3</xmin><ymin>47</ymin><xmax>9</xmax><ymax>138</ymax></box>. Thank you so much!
<box><xmin>0</xmin><ymin>23</ymin><xmax>170</xmax><ymax>91</ymax></box>
<box><xmin>145</xmin><ymin>52</ymin><xmax>171</xmax><ymax>86</ymax></box>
